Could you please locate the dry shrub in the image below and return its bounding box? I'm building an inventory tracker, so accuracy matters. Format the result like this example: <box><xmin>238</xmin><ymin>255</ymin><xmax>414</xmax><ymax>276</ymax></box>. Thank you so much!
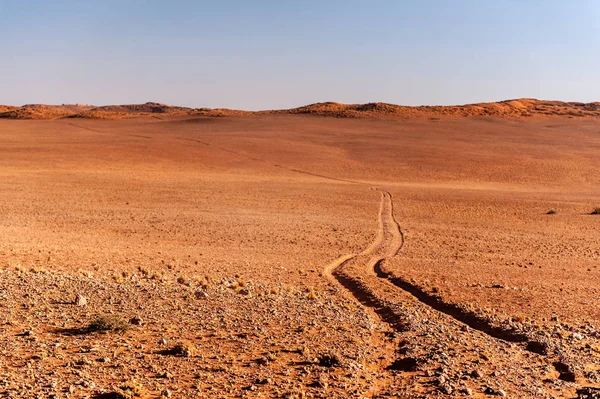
<box><xmin>318</xmin><ymin>351</ymin><xmax>342</xmax><ymax>367</ymax></box>
<box><xmin>87</xmin><ymin>315</ymin><xmax>130</xmax><ymax>333</ymax></box>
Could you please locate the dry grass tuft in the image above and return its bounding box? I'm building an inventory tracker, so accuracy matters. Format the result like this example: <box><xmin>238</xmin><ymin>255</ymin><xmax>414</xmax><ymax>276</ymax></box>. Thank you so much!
<box><xmin>87</xmin><ymin>315</ymin><xmax>131</xmax><ymax>333</ymax></box>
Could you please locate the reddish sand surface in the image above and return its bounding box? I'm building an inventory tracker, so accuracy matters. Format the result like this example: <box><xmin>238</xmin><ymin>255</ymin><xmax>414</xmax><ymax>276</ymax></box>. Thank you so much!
<box><xmin>1</xmin><ymin>113</ymin><xmax>599</xmax><ymax>398</ymax></box>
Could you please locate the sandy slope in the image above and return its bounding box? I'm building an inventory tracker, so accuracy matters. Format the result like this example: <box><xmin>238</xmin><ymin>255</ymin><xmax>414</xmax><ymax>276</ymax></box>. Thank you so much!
<box><xmin>2</xmin><ymin>98</ymin><xmax>600</xmax><ymax>119</ymax></box>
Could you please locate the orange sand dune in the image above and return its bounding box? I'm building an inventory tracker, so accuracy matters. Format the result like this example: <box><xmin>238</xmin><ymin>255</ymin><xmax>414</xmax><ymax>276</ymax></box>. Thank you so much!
<box><xmin>2</xmin><ymin>98</ymin><xmax>600</xmax><ymax>120</ymax></box>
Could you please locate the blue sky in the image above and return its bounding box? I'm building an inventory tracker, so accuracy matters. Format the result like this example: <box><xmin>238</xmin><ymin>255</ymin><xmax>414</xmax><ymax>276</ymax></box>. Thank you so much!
<box><xmin>0</xmin><ymin>1</ymin><xmax>598</xmax><ymax>109</ymax></box>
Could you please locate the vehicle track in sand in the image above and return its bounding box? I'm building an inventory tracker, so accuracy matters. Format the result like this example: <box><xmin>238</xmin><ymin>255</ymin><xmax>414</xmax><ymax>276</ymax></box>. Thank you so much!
<box><xmin>322</xmin><ymin>190</ymin><xmax>409</xmax><ymax>332</ymax></box>
<box><xmin>65</xmin><ymin>124</ymin><xmax>550</xmax><ymax>360</ymax></box>
<box><xmin>67</xmin><ymin>122</ymin><xmax>536</xmax><ymax>347</ymax></box>
<box><xmin>138</xmin><ymin>126</ymin><xmax>538</xmax><ymax>347</ymax></box>
<box><xmin>325</xmin><ymin>189</ymin><xmax>533</xmax><ymax>344</ymax></box>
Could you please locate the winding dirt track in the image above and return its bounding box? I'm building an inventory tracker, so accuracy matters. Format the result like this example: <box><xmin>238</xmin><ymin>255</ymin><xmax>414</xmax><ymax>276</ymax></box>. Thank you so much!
<box><xmin>325</xmin><ymin>189</ymin><xmax>531</xmax><ymax>344</ymax></box>
<box><xmin>323</xmin><ymin>190</ymin><xmax>410</xmax><ymax>332</ymax></box>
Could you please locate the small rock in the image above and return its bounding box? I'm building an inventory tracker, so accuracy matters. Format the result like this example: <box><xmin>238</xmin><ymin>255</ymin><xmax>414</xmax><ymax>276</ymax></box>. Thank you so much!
<box><xmin>129</xmin><ymin>315</ymin><xmax>143</xmax><ymax>325</ymax></box>
<box><xmin>471</xmin><ymin>369</ymin><xmax>484</xmax><ymax>379</ymax></box>
<box><xmin>161</xmin><ymin>389</ymin><xmax>172</xmax><ymax>398</ymax></box>
<box><xmin>164</xmin><ymin>341</ymin><xmax>194</xmax><ymax>357</ymax></box>
<box><xmin>484</xmin><ymin>387</ymin><xmax>506</xmax><ymax>396</ymax></box>
<box><xmin>159</xmin><ymin>371</ymin><xmax>173</xmax><ymax>379</ymax></box>
<box><xmin>554</xmin><ymin>361</ymin><xmax>577</xmax><ymax>382</ymax></box>
<box><xmin>440</xmin><ymin>384</ymin><xmax>453</xmax><ymax>394</ymax></box>
<box><xmin>194</xmin><ymin>290</ymin><xmax>209</xmax><ymax>299</ymax></box>
<box><xmin>74</xmin><ymin>294</ymin><xmax>87</xmax><ymax>307</ymax></box>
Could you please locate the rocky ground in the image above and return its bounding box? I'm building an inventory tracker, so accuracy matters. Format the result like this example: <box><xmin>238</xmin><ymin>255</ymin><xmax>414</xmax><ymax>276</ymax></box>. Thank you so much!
<box><xmin>0</xmin><ymin>268</ymin><xmax>395</xmax><ymax>399</ymax></box>
<box><xmin>1</xmin><ymin>115</ymin><xmax>599</xmax><ymax>398</ymax></box>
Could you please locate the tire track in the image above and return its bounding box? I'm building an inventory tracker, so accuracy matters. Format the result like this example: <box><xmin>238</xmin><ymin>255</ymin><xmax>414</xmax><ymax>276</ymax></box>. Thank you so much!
<box><xmin>68</xmin><ymin>120</ymin><xmax>532</xmax><ymax>346</ymax></box>
<box><xmin>326</xmin><ymin>189</ymin><xmax>531</xmax><ymax>345</ymax></box>
<box><xmin>372</xmin><ymin>192</ymin><xmax>530</xmax><ymax>343</ymax></box>
<box><xmin>66</xmin><ymin>122</ymin><xmax>153</xmax><ymax>139</ymax></box>
<box><xmin>323</xmin><ymin>190</ymin><xmax>410</xmax><ymax>333</ymax></box>
<box><xmin>182</xmin><ymin>137</ymin><xmax>366</xmax><ymax>185</ymax></box>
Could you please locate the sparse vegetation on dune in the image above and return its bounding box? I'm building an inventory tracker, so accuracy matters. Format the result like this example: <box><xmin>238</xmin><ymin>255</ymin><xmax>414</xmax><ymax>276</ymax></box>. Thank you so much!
<box><xmin>2</xmin><ymin>98</ymin><xmax>600</xmax><ymax>119</ymax></box>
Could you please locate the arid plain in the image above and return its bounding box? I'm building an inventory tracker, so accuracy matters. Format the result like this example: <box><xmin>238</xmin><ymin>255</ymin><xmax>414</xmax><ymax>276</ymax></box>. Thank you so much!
<box><xmin>1</xmin><ymin>101</ymin><xmax>599</xmax><ymax>398</ymax></box>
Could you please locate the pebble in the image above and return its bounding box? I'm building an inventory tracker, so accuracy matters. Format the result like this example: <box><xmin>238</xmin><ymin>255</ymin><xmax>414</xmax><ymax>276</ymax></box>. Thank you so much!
<box><xmin>195</xmin><ymin>290</ymin><xmax>209</xmax><ymax>299</ymax></box>
<box><xmin>440</xmin><ymin>384</ymin><xmax>453</xmax><ymax>394</ymax></box>
<box><xmin>471</xmin><ymin>369</ymin><xmax>484</xmax><ymax>379</ymax></box>
<box><xmin>484</xmin><ymin>387</ymin><xmax>507</xmax><ymax>396</ymax></box>
<box><xmin>74</xmin><ymin>294</ymin><xmax>87</xmax><ymax>307</ymax></box>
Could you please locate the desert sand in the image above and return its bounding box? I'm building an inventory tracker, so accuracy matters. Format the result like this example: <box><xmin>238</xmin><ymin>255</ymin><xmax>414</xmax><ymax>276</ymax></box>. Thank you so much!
<box><xmin>0</xmin><ymin>103</ymin><xmax>599</xmax><ymax>398</ymax></box>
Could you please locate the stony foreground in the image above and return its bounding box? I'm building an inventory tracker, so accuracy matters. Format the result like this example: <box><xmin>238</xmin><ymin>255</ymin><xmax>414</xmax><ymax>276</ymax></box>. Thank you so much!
<box><xmin>2</xmin><ymin>266</ymin><xmax>599</xmax><ymax>398</ymax></box>
<box><xmin>0</xmin><ymin>268</ymin><xmax>394</xmax><ymax>399</ymax></box>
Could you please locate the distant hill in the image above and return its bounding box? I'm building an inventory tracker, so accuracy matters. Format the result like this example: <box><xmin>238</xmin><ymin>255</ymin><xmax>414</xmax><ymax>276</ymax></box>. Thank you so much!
<box><xmin>0</xmin><ymin>104</ymin><xmax>94</xmax><ymax>120</ymax></box>
<box><xmin>267</xmin><ymin>99</ymin><xmax>600</xmax><ymax>118</ymax></box>
<box><xmin>1</xmin><ymin>99</ymin><xmax>599</xmax><ymax>120</ymax></box>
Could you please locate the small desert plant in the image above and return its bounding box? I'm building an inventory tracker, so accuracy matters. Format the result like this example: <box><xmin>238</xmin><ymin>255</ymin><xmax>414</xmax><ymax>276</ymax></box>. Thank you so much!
<box><xmin>318</xmin><ymin>351</ymin><xmax>342</xmax><ymax>367</ymax></box>
<box><xmin>87</xmin><ymin>315</ymin><xmax>130</xmax><ymax>333</ymax></box>
<box><xmin>546</xmin><ymin>209</ymin><xmax>557</xmax><ymax>215</ymax></box>
<box><xmin>161</xmin><ymin>341</ymin><xmax>195</xmax><ymax>357</ymax></box>
<box><xmin>591</xmin><ymin>207</ymin><xmax>600</xmax><ymax>215</ymax></box>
